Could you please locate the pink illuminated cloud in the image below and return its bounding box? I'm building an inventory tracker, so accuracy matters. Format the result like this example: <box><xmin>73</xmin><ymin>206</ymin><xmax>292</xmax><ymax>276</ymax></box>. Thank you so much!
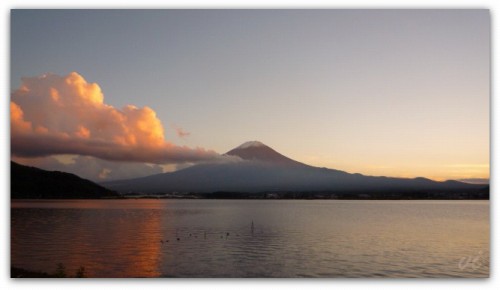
<box><xmin>10</xmin><ymin>72</ymin><xmax>218</xmax><ymax>163</ymax></box>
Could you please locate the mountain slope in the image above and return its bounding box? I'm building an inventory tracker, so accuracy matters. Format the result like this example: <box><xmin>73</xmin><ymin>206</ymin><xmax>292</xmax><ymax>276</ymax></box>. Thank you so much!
<box><xmin>11</xmin><ymin>161</ymin><xmax>118</xmax><ymax>199</ymax></box>
<box><xmin>103</xmin><ymin>141</ymin><xmax>486</xmax><ymax>196</ymax></box>
<box><xmin>225</xmin><ymin>141</ymin><xmax>305</xmax><ymax>167</ymax></box>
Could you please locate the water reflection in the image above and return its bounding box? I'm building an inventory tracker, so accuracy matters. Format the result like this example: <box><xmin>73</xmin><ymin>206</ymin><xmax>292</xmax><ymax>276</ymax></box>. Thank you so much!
<box><xmin>12</xmin><ymin>200</ymin><xmax>163</xmax><ymax>277</ymax></box>
<box><xmin>11</xmin><ymin>199</ymin><xmax>489</xmax><ymax>278</ymax></box>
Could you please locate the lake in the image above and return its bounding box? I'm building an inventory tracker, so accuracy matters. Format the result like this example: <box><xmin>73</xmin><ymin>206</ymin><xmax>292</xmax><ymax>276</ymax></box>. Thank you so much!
<box><xmin>11</xmin><ymin>199</ymin><xmax>489</xmax><ymax>278</ymax></box>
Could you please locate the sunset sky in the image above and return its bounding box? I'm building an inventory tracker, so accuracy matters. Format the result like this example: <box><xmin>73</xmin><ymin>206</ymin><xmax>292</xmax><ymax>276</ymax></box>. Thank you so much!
<box><xmin>10</xmin><ymin>9</ymin><xmax>490</xmax><ymax>182</ymax></box>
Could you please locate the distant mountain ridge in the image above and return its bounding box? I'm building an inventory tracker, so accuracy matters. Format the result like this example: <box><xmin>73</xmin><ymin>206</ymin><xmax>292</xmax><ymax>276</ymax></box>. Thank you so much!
<box><xmin>104</xmin><ymin>141</ymin><xmax>488</xmax><ymax>196</ymax></box>
<box><xmin>11</xmin><ymin>161</ymin><xmax>117</xmax><ymax>199</ymax></box>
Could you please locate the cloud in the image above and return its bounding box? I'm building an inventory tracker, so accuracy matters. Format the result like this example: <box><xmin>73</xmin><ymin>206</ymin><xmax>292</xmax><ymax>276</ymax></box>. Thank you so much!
<box><xmin>456</xmin><ymin>178</ymin><xmax>490</xmax><ymax>184</ymax></box>
<box><xmin>173</xmin><ymin>125</ymin><xmax>191</xmax><ymax>139</ymax></box>
<box><xmin>11</xmin><ymin>72</ymin><xmax>218</xmax><ymax>163</ymax></box>
<box><xmin>13</xmin><ymin>155</ymin><xmax>165</xmax><ymax>182</ymax></box>
<box><xmin>12</xmin><ymin>152</ymin><xmax>244</xmax><ymax>182</ymax></box>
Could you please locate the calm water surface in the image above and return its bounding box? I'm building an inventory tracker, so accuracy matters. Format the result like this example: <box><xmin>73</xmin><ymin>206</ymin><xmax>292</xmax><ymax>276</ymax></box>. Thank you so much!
<box><xmin>11</xmin><ymin>199</ymin><xmax>489</xmax><ymax>278</ymax></box>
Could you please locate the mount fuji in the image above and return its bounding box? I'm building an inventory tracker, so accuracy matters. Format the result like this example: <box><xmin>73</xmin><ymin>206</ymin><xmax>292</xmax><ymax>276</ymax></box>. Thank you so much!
<box><xmin>103</xmin><ymin>141</ymin><xmax>486</xmax><ymax>195</ymax></box>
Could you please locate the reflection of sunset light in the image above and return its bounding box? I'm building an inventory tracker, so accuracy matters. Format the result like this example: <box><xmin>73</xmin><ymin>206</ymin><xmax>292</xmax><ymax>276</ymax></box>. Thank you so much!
<box><xmin>52</xmin><ymin>200</ymin><xmax>163</xmax><ymax>277</ymax></box>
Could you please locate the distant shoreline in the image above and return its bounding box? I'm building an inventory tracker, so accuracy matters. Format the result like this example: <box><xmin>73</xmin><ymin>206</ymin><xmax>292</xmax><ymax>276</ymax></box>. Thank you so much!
<box><xmin>11</xmin><ymin>196</ymin><xmax>490</xmax><ymax>201</ymax></box>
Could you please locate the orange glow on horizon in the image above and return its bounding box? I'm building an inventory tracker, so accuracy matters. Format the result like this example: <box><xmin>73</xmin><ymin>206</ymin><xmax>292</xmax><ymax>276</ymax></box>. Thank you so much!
<box><xmin>300</xmin><ymin>157</ymin><xmax>489</xmax><ymax>182</ymax></box>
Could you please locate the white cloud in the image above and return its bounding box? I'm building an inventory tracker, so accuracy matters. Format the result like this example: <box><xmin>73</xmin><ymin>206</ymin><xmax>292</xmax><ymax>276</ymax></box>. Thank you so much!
<box><xmin>13</xmin><ymin>155</ymin><xmax>165</xmax><ymax>182</ymax></box>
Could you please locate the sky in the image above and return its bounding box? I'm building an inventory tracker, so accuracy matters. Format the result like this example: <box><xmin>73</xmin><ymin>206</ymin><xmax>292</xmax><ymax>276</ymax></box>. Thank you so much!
<box><xmin>10</xmin><ymin>9</ymin><xmax>490</xmax><ymax>182</ymax></box>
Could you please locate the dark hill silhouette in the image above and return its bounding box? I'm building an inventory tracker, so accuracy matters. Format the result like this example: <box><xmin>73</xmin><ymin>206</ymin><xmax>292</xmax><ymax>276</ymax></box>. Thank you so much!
<box><xmin>103</xmin><ymin>141</ymin><xmax>487</xmax><ymax>197</ymax></box>
<box><xmin>11</xmin><ymin>161</ymin><xmax>118</xmax><ymax>199</ymax></box>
